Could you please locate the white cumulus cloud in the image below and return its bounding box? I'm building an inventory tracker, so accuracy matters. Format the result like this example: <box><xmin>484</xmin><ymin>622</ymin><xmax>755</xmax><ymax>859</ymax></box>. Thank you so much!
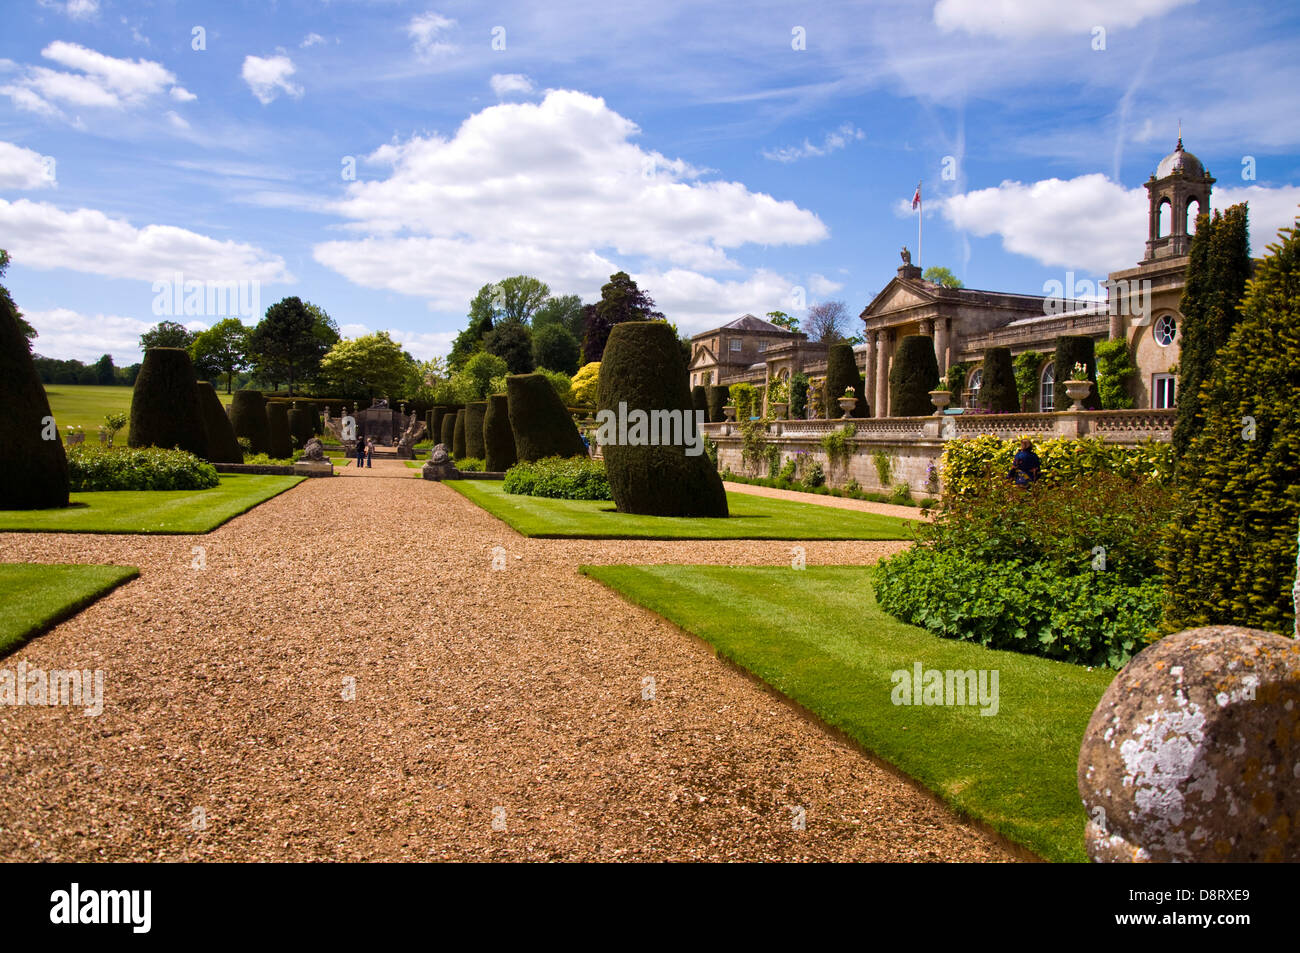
<box><xmin>490</xmin><ymin>73</ymin><xmax>535</xmax><ymax>98</ymax></box>
<box><xmin>241</xmin><ymin>54</ymin><xmax>303</xmax><ymax>105</ymax></box>
<box><xmin>23</xmin><ymin>307</ymin><xmax>156</xmax><ymax>364</ymax></box>
<box><xmin>0</xmin><ymin>42</ymin><xmax>191</xmax><ymax>118</ymax></box>
<box><xmin>313</xmin><ymin>90</ymin><xmax>827</xmax><ymax>329</ymax></box>
<box><xmin>0</xmin><ymin>140</ymin><xmax>57</xmax><ymax>189</ymax></box>
<box><xmin>0</xmin><ymin>198</ymin><xmax>292</xmax><ymax>284</ymax></box>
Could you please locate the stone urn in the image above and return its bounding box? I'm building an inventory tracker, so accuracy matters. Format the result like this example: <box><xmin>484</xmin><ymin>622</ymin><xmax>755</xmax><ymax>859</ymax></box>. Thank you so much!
<box><xmin>1064</xmin><ymin>378</ymin><xmax>1093</xmax><ymax>411</ymax></box>
<box><xmin>837</xmin><ymin>396</ymin><xmax>857</xmax><ymax>418</ymax></box>
<box><xmin>722</xmin><ymin>404</ymin><xmax>737</xmax><ymax>422</ymax></box>
<box><xmin>769</xmin><ymin>401</ymin><xmax>788</xmax><ymax>419</ymax></box>
<box><xmin>928</xmin><ymin>389</ymin><xmax>952</xmax><ymax>416</ymax></box>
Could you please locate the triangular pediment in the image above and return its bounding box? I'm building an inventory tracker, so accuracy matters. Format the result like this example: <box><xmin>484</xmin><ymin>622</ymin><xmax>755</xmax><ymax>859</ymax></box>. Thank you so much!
<box><xmin>860</xmin><ymin>278</ymin><xmax>938</xmax><ymax>319</ymax></box>
<box><xmin>689</xmin><ymin>344</ymin><xmax>716</xmax><ymax>369</ymax></box>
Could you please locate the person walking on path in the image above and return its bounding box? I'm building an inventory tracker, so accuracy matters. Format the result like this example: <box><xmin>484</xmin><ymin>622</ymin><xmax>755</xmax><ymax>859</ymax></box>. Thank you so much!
<box><xmin>1008</xmin><ymin>437</ymin><xmax>1041</xmax><ymax>487</ymax></box>
<box><xmin>366</xmin><ymin>437</ymin><xmax>375</xmax><ymax>468</ymax></box>
<box><xmin>354</xmin><ymin>436</ymin><xmax>365</xmax><ymax>468</ymax></box>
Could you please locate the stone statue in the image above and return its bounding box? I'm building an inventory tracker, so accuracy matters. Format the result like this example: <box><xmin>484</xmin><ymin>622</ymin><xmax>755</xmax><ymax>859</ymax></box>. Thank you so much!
<box><xmin>301</xmin><ymin>436</ymin><xmax>327</xmax><ymax>462</ymax></box>
<box><xmin>901</xmin><ymin>246</ymin><xmax>912</xmax><ymax>266</ymax></box>
<box><xmin>422</xmin><ymin>442</ymin><xmax>459</xmax><ymax>481</ymax></box>
<box><xmin>430</xmin><ymin>444</ymin><xmax>450</xmax><ymax>465</ymax></box>
<box><xmin>396</xmin><ymin>412</ymin><xmax>427</xmax><ymax>459</ymax></box>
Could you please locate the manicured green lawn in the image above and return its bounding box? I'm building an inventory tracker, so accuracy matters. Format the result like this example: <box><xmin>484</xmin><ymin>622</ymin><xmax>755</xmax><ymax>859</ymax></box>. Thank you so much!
<box><xmin>0</xmin><ymin>563</ymin><xmax>139</xmax><ymax>656</ymax></box>
<box><xmin>0</xmin><ymin>474</ymin><xmax>303</xmax><ymax>534</ymax></box>
<box><xmin>44</xmin><ymin>384</ymin><xmax>234</xmax><ymax>444</ymax></box>
<box><xmin>449</xmin><ymin>481</ymin><xmax>918</xmax><ymax>540</ymax></box>
<box><xmin>581</xmin><ymin>564</ymin><xmax>1114</xmax><ymax>862</ymax></box>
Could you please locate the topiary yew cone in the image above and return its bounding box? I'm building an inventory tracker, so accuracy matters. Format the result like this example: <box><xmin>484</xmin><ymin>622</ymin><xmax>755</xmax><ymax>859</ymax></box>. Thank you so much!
<box><xmin>196</xmin><ymin>381</ymin><xmax>243</xmax><ymax>463</ymax></box>
<box><xmin>597</xmin><ymin>321</ymin><xmax>727</xmax><ymax>518</ymax></box>
<box><xmin>229</xmin><ymin>390</ymin><xmax>270</xmax><ymax>455</ymax></box>
<box><xmin>129</xmin><ymin>347</ymin><xmax>207</xmax><ymax>458</ymax></box>
<box><xmin>464</xmin><ymin>401</ymin><xmax>487</xmax><ymax>459</ymax></box>
<box><xmin>484</xmin><ymin>394</ymin><xmax>517</xmax><ymax>472</ymax></box>
<box><xmin>0</xmin><ymin>282</ymin><xmax>69</xmax><ymax>509</ymax></box>
<box><xmin>506</xmin><ymin>373</ymin><xmax>587</xmax><ymax>461</ymax></box>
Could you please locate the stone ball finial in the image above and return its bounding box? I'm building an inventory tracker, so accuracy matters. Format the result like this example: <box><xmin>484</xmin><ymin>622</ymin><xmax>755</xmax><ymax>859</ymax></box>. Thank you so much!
<box><xmin>1078</xmin><ymin>625</ymin><xmax>1300</xmax><ymax>862</ymax></box>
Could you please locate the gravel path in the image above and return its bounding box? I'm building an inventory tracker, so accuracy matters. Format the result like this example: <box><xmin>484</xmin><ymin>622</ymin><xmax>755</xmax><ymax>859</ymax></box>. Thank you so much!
<box><xmin>0</xmin><ymin>470</ymin><xmax>1013</xmax><ymax>861</ymax></box>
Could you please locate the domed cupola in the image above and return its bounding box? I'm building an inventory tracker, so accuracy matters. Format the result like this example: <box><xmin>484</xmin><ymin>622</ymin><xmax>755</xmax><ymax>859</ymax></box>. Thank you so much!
<box><xmin>1144</xmin><ymin>134</ymin><xmax>1214</xmax><ymax>263</ymax></box>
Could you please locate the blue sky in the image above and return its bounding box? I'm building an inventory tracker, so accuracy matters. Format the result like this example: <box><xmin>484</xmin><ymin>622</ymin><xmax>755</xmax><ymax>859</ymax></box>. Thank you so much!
<box><xmin>2</xmin><ymin>0</ymin><xmax>1298</xmax><ymax>365</ymax></box>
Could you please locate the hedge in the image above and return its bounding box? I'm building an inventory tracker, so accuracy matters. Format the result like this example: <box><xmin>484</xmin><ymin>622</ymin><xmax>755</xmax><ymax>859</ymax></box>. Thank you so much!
<box><xmin>0</xmin><ymin>278</ymin><xmax>69</xmax><ymax>509</ymax></box>
<box><xmin>452</xmin><ymin>410</ymin><xmax>467</xmax><ymax>459</ymax></box>
<box><xmin>483</xmin><ymin>394</ymin><xmax>517</xmax><ymax>472</ymax></box>
<box><xmin>266</xmin><ymin>401</ymin><xmax>291</xmax><ymax>459</ymax></box>
<box><xmin>67</xmin><ymin>445</ymin><xmax>219</xmax><ymax>492</ymax></box>
<box><xmin>979</xmin><ymin>346</ymin><xmax>1019</xmax><ymax>413</ymax></box>
<box><xmin>888</xmin><ymin>335</ymin><xmax>939</xmax><ymax>417</ymax></box>
<box><xmin>941</xmin><ymin>435</ymin><xmax>1173</xmax><ymax>499</ymax></box>
<box><xmin>196</xmin><ymin>381</ymin><xmax>243</xmax><ymax>463</ymax></box>
<box><xmin>229</xmin><ymin>390</ymin><xmax>271</xmax><ymax>455</ymax></box>
<box><xmin>287</xmin><ymin>403</ymin><xmax>315</xmax><ymax>450</ymax></box>
<box><xmin>597</xmin><ymin>321</ymin><xmax>727</xmax><ymax>517</ymax></box>
<box><xmin>129</xmin><ymin>348</ymin><xmax>207</xmax><ymax>458</ymax></box>
<box><xmin>1160</xmin><ymin>220</ymin><xmax>1300</xmax><ymax>636</ymax></box>
<box><xmin>824</xmin><ymin>342</ymin><xmax>866</xmax><ymax>418</ymax></box>
<box><xmin>506</xmin><ymin>372</ymin><xmax>587</xmax><ymax>461</ymax></box>
<box><xmin>463</xmin><ymin>401</ymin><xmax>487</xmax><ymax>459</ymax></box>
<box><xmin>1053</xmin><ymin>336</ymin><xmax>1100</xmax><ymax>411</ymax></box>
<box><xmin>440</xmin><ymin>411</ymin><xmax>457</xmax><ymax>449</ymax></box>
<box><xmin>503</xmin><ymin>456</ymin><xmax>611</xmax><ymax>500</ymax></box>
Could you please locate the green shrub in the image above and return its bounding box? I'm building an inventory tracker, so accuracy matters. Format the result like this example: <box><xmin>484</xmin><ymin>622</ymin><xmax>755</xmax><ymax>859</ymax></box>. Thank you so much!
<box><xmin>888</xmin><ymin>335</ymin><xmax>939</xmax><ymax>417</ymax></box>
<box><xmin>452</xmin><ymin>409</ymin><xmax>467</xmax><ymax>459</ymax></box>
<box><xmin>287</xmin><ymin>403</ymin><xmax>315</xmax><ymax>450</ymax></box>
<box><xmin>196</xmin><ymin>381</ymin><xmax>243</xmax><ymax>463</ymax></box>
<box><xmin>824</xmin><ymin>342</ymin><xmax>866</xmax><ymax>418</ymax></box>
<box><xmin>945</xmin><ymin>361</ymin><xmax>969</xmax><ymax>398</ymax></box>
<box><xmin>430</xmin><ymin>406</ymin><xmax>452</xmax><ymax>446</ymax></box>
<box><xmin>464</xmin><ymin>400</ymin><xmax>487</xmax><ymax>459</ymax></box>
<box><xmin>483</xmin><ymin>394</ymin><xmax>517</xmax><ymax>472</ymax></box>
<box><xmin>503</xmin><ymin>456</ymin><xmax>612</xmax><ymax>500</ymax></box>
<box><xmin>441</xmin><ymin>411</ymin><xmax>457</xmax><ymax>449</ymax></box>
<box><xmin>0</xmin><ymin>273</ymin><xmax>69</xmax><ymax>509</ymax></box>
<box><xmin>1160</xmin><ymin>220</ymin><xmax>1300</xmax><ymax>636</ymax></box>
<box><xmin>790</xmin><ymin>372</ymin><xmax>809</xmax><ymax>419</ymax></box>
<box><xmin>455</xmin><ymin>456</ymin><xmax>484</xmax><ymax>472</ymax></box>
<box><xmin>506</xmin><ymin>372</ymin><xmax>587</xmax><ymax>461</ymax></box>
<box><xmin>729</xmin><ymin>382</ymin><xmax>759</xmax><ymax>420</ymax></box>
<box><xmin>266</xmin><ymin>401</ymin><xmax>291</xmax><ymax>459</ymax></box>
<box><xmin>979</xmin><ymin>347</ymin><xmax>1018</xmax><ymax>413</ymax></box>
<box><xmin>599</xmin><ymin>322</ymin><xmax>727</xmax><ymax>517</ymax></box>
<box><xmin>941</xmin><ymin>435</ymin><xmax>1173</xmax><ymax>499</ymax></box>
<box><xmin>1012</xmin><ymin>351</ymin><xmax>1045</xmax><ymax>412</ymax></box>
<box><xmin>706</xmin><ymin>385</ymin><xmax>730</xmax><ymax>422</ymax></box>
<box><xmin>1053</xmin><ymin>336</ymin><xmax>1100</xmax><ymax>410</ymax></box>
<box><xmin>67</xmin><ymin>445</ymin><xmax>219</xmax><ymax>492</ymax></box>
<box><xmin>889</xmin><ymin>482</ymin><xmax>913</xmax><ymax>505</ymax></box>
<box><xmin>129</xmin><ymin>347</ymin><xmax>207</xmax><ymax>458</ymax></box>
<box><xmin>229</xmin><ymin>390</ymin><xmax>270</xmax><ymax>455</ymax></box>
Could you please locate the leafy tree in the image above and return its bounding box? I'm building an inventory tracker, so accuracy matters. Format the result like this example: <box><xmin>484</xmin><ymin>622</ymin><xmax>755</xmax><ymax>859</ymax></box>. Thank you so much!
<box><xmin>449</xmin><ymin>283</ymin><xmax>500</xmax><ymax>370</ymax></box>
<box><xmin>303</xmin><ymin>301</ymin><xmax>341</xmax><ymax>352</ymax></box>
<box><xmin>923</xmin><ymin>266</ymin><xmax>963</xmax><ymax>288</ymax></box>
<box><xmin>1095</xmin><ymin>338</ymin><xmax>1137</xmax><ymax>409</ymax></box>
<box><xmin>462</xmin><ymin>351</ymin><xmax>509</xmax><ymax>399</ymax></box>
<box><xmin>570</xmin><ymin>362</ymin><xmax>600</xmax><ymax>406</ymax></box>
<box><xmin>805</xmin><ymin>300</ymin><xmax>851</xmax><ymax>343</ymax></box>
<box><xmin>190</xmin><ymin>318</ymin><xmax>251</xmax><ymax>393</ymax></box>
<box><xmin>93</xmin><ymin>353</ymin><xmax>116</xmax><ymax>385</ymax></box>
<box><xmin>319</xmin><ymin>331</ymin><xmax>416</xmax><ymax>399</ymax></box>
<box><xmin>491</xmin><ymin>275</ymin><xmax>551</xmax><ymax>326</ymax></box>
<box><xmin>248</xmin><ymin>297</ymin><xmax>326</xmax><ymax>395</ymax></box>
<box><xmin>140</xmin><ymin>320</ymin><xmax>196</xmax><ymax>352</ymax></box>
<box><xmin>532</xmin><ymin>294</ymin><xmax>585</xmax><ymax>338</ymax></box>
<box><xmin>582</xmin><ymin>272</ymin><xmax>664</xmax><ymax>364</ymax></box>
<box><xmin>533</xmin><ymin>323</ymin><xmax>580</xmax><ymax>374</ymax></box>
<box><xmin>766</xmin><ymin>310</ymin><xmax>799</xmax><ymax>332</ymax></box>
<box><xmin>483</xmin><ymin>320</ymin><xmax>535</xmax><ymax>373</ymax></box>
<box><xmin>1160</xmin><ymin>220</ymin><xmax>1300</xmax><ymax>635</ymax></box>
<box><xmin>1172</xmin><ymin>203</ymin><xmax>1252</xmax><ymax>460</ymax></box>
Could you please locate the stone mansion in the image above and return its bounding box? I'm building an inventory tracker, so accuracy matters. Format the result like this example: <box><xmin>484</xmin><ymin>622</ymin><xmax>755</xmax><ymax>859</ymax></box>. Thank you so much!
<box><xmin>689</xmin><ymin>138</ymin><xmax>1213</xmax><ymax>416</ymax></box>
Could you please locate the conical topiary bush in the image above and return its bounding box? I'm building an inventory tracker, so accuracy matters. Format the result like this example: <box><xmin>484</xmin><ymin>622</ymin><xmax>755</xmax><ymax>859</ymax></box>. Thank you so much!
<box><xmin>266</xmin><ymin>401</ymin><xmax>291</xmax><ymax>458</ymax></box>
<box><xmin>129</xmin><ymin>347</ymin><xmax>207</xmax><ymax>457</ymax></box>
<box><xmin>287</xmin><ymin>402</ymin><xmax>314</xmax><ymax>450</ymax></box>
<box><xmin>196</xmin><ymin>381</ymin><xmax>243</xmax><ymax>463</ymax></box>
<box><xmin>824</xmin><ymin>342</ymin><xmax>867</xmax><ymax>417</ymax></box>
<box><xmin>0</xmin><ymin>278</ymin><xmax>69</xmax><ymax>509</ymax></box>
<box><xmin>506</xmin><ymin>373</ymin><xmax>587</xmax><ymax>462</ymax></box>
<box><xmin>1054</xmin><ymin>336</ymin><xmax>1100</xmax><ymax>411</ymax></box>
<box><xmin>229</xmin><ymin>390</ymin><xmax>270</xmax><ymax>454</ymax></box>
<box><xmin>484</xmin><ymin>394</ymin><xmax>517</xmax><ymax>472</ymax></box>
<box><xmin>452</xmin><ymin>410</ymin><xmax>467</xmax><ymax>459</ymax></box>
<box><xmin>597</xmin><ymin>321</ymin><xmax>728</xmax><ymax>517</ymax></box>
<box><xmin>440</xmin><ymin>411</ymin><xmax>456</xmax><ymax>449</ymax></box>
<box><xmin>888</xmin><ymin>335</ymin><xmax>940</xmax><ymax>417</ymax></box>
<box><xmin>979</xmin><ymin>347</ymin><xmax>1019</xmax><ymax>413</ymax></box>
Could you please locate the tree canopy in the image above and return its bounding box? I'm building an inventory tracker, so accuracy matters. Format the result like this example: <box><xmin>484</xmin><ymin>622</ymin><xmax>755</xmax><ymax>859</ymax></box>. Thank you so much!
<box><xmin>923</xmin><ymin>266</ymin><xmax>964</xmax><ymax>288</ymax></box>
<box><xmin>248</xmin><ymin>296</ymin><xmax>327</xmax><ymax>395</ymax></box>
<box><xmin>582</xmin><ymin>271</ymin><xmax>664</xmax><ymax>363</ymax></box>
<box><xmin>190</xmin><ymin>318</ymin><xmax>251</xmax><ymax>393</ymax></box>
<box><xmin>319</xmin><ymin>331</ymin><xmax>416</xmax><ymax>399</ymax></box>
<box><xmin>140</xmin><ymin>320</ymin><xmax>196</xmax><ymax>352</ymax></box>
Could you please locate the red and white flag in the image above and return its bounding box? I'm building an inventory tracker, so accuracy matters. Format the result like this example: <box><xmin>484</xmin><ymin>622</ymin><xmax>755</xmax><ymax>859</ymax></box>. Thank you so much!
<box><xmin>911</xmin><ymin>181</ymin><xmax>922</xmax><ymax>210</ymax></box>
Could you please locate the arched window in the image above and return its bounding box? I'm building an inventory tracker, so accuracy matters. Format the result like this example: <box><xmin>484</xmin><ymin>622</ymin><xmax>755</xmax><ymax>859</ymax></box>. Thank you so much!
<box><xmin>1154</xmin><ymin>314</ymin><xmax>1177</xmax><ymax>347</ymax></box>
<box><xmin>1157</xmin><ymin>199</ymin><xmax>1172</xmax><ymax>238</ymax></box>
<box><xmin>965</xmin><ymin>368</ymin><xmax>983</xmax><ymax>408</ymax></box>
<box><xmin>1186</xmin><ymin>198</ymin><xmax>1201</xmax><ymax>235</ymax></box>
<box><xmin>1040</xmin><ymin>361</ymin><xmax>1055</xmax><ymax>412</ymax></box>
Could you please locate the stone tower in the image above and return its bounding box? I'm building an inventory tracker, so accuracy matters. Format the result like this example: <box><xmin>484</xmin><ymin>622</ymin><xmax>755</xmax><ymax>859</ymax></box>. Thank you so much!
<box><xmin>1142</xmin><ymin>135</ymin><xmax>1214</xmax><ymax>262</ymax></box>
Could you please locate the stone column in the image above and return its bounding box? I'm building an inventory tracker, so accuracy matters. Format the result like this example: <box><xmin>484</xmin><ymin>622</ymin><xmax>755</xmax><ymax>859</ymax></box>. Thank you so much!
<box><xmin>863</xmin><ymin>332</ymin><xmax>877</xmax><ymax>417</ymax></box>
<box><xmin>934</xmin><ymin>317</ymin><xmax>950</xmax><ymax>377</ymax></box>
<box><xmin>875</xmin><ymin>330</ymin><xmax>891</xmax><ymax>418</ymax></box>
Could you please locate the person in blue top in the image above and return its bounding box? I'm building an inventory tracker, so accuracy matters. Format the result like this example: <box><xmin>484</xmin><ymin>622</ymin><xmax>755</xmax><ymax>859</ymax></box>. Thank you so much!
<box><xmin>1008</xmin><ymin>437</ymin><xmax>1041</xmax><ymax>487</ymax></box>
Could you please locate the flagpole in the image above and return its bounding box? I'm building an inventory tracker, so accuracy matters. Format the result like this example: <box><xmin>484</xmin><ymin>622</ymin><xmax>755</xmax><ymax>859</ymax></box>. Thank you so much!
<box><xmin>917</xmin><ymin>180</ymin><xmax>922</xmax><ymax>272</ymax></box>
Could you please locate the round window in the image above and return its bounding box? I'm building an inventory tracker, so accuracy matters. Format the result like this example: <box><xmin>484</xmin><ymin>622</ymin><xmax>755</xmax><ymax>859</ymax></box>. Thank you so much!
<box><xmin>1154</xmin><ymin>314</ymin><xmax>1177</xmax><ymax>347</ymax></box>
